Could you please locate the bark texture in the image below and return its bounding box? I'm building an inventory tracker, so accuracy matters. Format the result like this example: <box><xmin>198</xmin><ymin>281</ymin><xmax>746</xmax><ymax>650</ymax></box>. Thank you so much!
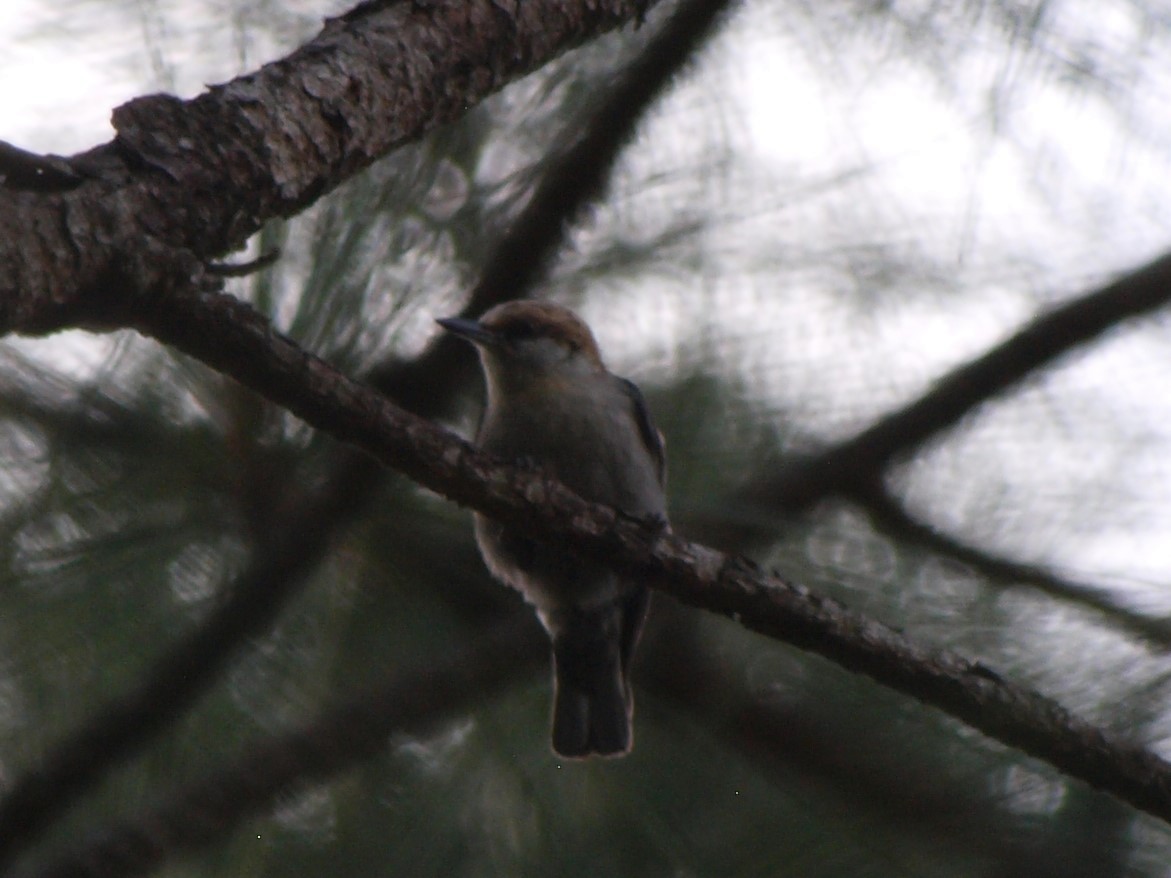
<box><xmin>0</xmin><ymin>0</ymin><xmax>657</xmax><ymax>335</ymax></box>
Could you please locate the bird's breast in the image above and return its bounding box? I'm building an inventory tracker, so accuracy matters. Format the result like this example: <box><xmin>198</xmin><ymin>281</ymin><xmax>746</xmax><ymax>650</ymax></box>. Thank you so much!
<box><xmin>472</xmin><ymin>379</ymin><xmax>665</xmax><ymax>615</ymax></box>
<box><xmin>476</xmin><ymin>383</ymin><xmax>663</xmax><ymax>516</ymax></box>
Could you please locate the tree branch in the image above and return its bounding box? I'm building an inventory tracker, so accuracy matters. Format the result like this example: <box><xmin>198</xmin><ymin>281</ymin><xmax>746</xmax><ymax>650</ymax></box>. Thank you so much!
<box><xmin>686</xmin><ymin>251</ymin><xmax>1171</xmax><ymax>643</ymax></box>
<box><xmin>116</xmin><ymin>286</ymin><xmax>1171</xmax><ymax>827</ymax></box>
<box><xmin>0</xmin><ymin>140</ymin><xmax>87</xmax><ymax>192</ymax></box>
<box><xmin>0</xmin><ymin>0</ymin><xmax>664</xmax><ymax>335</ymax></box>
<box><xmin>713</xmin><ymin>250</ymin><xmax>1171</xmax><ymax>528</ymax></box>
<box><xmin>858</xmin><ymin>482</ymin><xmax>1171</xmax><ymax>649</ymax></box>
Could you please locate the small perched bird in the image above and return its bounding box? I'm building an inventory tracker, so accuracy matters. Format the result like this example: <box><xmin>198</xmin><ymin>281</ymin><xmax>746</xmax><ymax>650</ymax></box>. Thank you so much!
<box><xmin>438</xmin><ymin>301</ymin><xmax>667</xmax><ymax>758</ymax></box>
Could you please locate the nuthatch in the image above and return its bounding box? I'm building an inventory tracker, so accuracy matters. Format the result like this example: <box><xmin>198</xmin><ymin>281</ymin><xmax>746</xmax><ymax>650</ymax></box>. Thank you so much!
<box><xmin>438</xmin><ymin>301</ymin><xmax>667</xmax><ymax>758</ymax></box>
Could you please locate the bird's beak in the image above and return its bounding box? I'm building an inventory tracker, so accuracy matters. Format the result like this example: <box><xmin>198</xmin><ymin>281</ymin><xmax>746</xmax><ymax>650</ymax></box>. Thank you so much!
<box><xmin>436</xmin><ymin>316</ymin><xmax>499</xmax><ymax>347</ymax></box>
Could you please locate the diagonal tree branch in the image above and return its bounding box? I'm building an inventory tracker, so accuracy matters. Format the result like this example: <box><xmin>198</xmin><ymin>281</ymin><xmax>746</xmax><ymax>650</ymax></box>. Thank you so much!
<box><xmin>717</xmin><ymin>250</ymin><xmax>1171</xmax><ymax>527</ymax></box>
<box><xmin>857</xmin><ymin>482</ymin><xmax>1171</xmax><ymax>649</ymax></box>
<box><xmin>0</xmin><ymin>0</ymin><xmax>667</xmax><ymax>336</ymax></box>
<box><xmin>0</xmin><ymin>140</ymin><xmax>87</xmax><ymax>192</ymax></box>
<box><xmin>686</xmin><ymin>252</ymin><xmax>1171</xmax><ymax>644</ymax></box>
<box><xmin>104</xmin><ymin>285</ymin><xmax>1171</xmax><ymax>827</ymax></box>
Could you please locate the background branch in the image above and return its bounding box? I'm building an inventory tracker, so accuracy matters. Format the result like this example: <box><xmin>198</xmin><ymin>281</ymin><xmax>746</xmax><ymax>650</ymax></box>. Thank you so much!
<box><xmin>24</xmin><ymin>620</ymin><xmax>545</xmax><ymax>878</ymax></box>
<box><xmin>0</xmin><ymin>471</ymin><xmax>360</xmax><ymax>869</ymax></box>
<box><xmin>858</xmin><ymin>483</ymin><xmax>1171</xmax><ymax>649</ymax></box>
<box><xmin>702</xmin><ymin>250</ymin><xmax>1171</xmax><ymax>537</ymax></box>
<box><xmin>368</xmin><ymin>0</ymin><xmax>737</xmax><ymax>415</ymax></box>
<box><xmin>640</xmin><ymin>607</ymin><xmax>1060</xmax><ymax>872</ymax></box>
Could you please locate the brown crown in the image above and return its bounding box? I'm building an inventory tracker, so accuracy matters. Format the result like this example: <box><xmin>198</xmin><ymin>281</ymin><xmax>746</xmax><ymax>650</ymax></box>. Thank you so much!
<box><xmin>479</xmin><ymin>301</ymin><xmax>604</xmax><ymax>368</ymax></box>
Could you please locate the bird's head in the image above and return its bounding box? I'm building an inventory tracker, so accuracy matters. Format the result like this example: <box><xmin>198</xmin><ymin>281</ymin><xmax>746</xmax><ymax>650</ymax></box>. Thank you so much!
<box><xmin>437</xmin><ymin>301</ymin><xmax>606</xmax><ymax>396</ymax></box>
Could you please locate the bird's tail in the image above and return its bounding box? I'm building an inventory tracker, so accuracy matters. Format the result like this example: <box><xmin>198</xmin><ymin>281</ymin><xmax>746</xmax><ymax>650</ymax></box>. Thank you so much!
<box><xmin>548</xmin><ymin>588</ymin><xmax>649</xmax><ymax>758</ymax></box>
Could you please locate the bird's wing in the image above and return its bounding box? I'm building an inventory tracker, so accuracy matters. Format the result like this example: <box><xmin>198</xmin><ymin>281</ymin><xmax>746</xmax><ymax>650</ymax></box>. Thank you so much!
<box><xmin>617</xmin><ymin>377</ymin><xmax>667</xmax><ymax>488</ymax></box>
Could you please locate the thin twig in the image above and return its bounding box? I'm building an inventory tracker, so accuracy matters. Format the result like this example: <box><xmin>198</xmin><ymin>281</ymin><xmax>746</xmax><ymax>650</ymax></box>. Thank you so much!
<box><xmin>206</xmin><ymin>249</ymin><xmax>281</xmax><ymax>277</ymax></box>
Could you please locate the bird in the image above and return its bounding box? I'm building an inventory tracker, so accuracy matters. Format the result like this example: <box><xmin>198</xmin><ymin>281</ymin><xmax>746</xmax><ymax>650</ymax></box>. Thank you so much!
<box><xmin>437</xmin><ymin>301</ymin><xmax>667</xmax><ymax>758</ymax></box>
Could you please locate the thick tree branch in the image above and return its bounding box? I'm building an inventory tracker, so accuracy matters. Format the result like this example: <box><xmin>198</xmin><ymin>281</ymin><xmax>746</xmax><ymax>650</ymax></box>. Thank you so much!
<box><xmin>112</xmin><ymin>287</ymin><xmax>1171</xmax><ymax>827</ymax></box>
<box><xmin>0</xmin><ymin>0</ymin><xmax>665</xmax><ymax>335</ymax></box>
<box><xmin>0</xmin><ymin>140</ymin><xmax>87</xmax><ymax>192</ymax></box>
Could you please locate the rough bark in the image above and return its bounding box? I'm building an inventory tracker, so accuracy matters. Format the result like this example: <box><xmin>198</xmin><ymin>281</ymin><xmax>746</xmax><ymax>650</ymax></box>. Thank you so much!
<box><xmin>0</xmin><ymin>0</ymin><xmax>659</xmax><ymax>335</ymax></box>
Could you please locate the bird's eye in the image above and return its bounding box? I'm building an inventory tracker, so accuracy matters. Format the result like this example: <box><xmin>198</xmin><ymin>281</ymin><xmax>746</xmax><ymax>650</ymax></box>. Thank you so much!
<box><xmin>502</xmin><ymin>319</ymin><xmax>537</xmax><ymax>341</ymax></box>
